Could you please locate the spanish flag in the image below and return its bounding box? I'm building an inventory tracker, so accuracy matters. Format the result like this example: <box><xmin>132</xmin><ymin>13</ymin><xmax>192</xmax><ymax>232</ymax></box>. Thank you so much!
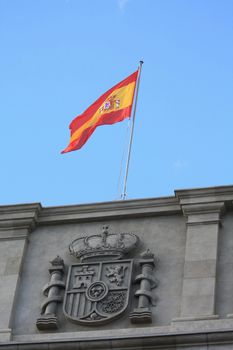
<box><xmin>61</xmin><ymin>70</ymin><xmax>138</xmax><ymax>153</ymax></box>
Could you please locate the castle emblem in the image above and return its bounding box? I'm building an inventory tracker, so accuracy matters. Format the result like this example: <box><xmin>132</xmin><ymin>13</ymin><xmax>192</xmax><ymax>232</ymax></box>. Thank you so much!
<box><xmin>99</xmin><ymin>95</ymin><xmax>120</xmax><ymax>113</ymax></box>
<box><xmin>63</xmin><ymin>226</ymin><xmax>137</xmax><ymax>325</ymax></box>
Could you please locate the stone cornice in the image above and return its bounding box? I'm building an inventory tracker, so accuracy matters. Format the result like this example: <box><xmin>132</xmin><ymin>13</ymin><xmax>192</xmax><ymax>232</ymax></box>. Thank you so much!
<box><xmin>37</xmin><ymin>196</ymin><xmax>180</xmax><ymax>225</ymax></box>
<box><xmin>1</xmin><ymin>185</ymin><xmax>233</xmax><ymax>232</ymax></box>
<box><xmin>175</xmin><ymin>185</ymin><xmax>233</xmax><ymax>205</ymax></box>
<box><xmin>181</xmin><ymin>202</ymin><xmax>225</xmax><ymax>226</ymax></box>
<box><xmin>0</xmin><ymin>203</ymin><xmax>42</xmax><ymax>240</ymax></box>
<box><xmin>5</xmin><ymin>321</ymin><xmax>233</xmax><ymax>349</ymax></box>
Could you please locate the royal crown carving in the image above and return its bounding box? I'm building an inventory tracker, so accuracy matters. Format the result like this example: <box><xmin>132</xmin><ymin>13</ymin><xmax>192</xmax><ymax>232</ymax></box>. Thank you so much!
<box><xmin>69</xmin><ymin>225</ymin><xmax>139</xmax><ymax>262</ymax></box>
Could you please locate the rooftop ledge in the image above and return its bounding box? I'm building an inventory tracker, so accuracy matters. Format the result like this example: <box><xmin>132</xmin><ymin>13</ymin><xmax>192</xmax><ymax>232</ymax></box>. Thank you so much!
<box><xmin>0</xmin><ymin>184</ymin><xmax>233</xmax><ymax>227</ymax></box>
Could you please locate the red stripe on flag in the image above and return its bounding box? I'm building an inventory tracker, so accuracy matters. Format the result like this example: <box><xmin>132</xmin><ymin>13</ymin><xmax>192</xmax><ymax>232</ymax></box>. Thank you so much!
<box><xmin>61</xmin><ymin>107</ymin><xmax>132</xmax><ymax>153</ymax></box>
<box><xmin>69</xmin><ymin>71</ymin><xmax>138</xmax><ymax>133</ymax></box>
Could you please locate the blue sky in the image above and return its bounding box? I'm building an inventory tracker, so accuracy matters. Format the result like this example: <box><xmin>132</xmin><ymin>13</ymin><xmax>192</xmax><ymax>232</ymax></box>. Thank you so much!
<box><xmin>1</xmin><ymin>0</ymin><xmax>233</xmax><ymax>206</ymax></box>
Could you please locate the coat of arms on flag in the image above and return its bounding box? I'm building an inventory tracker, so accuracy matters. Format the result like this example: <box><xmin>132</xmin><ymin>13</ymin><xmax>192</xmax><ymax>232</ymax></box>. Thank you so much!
<box><xmin>99</xmin><ymin>95</ymin><xmax>121</xmax><ymax>113</ymax></box>
<box><xmin>61</xmin><ymin>70</ymin><xmax>138</xmax><ymax>153</ymax></box>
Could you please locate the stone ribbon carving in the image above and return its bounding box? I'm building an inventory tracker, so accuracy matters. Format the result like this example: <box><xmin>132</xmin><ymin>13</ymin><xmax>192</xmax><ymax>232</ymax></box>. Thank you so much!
<box><xmin>36</xmin><ymin>256</ymin><xmax>65</xmax><ymax>330</ymax></box>
<box><xmin>130</xmin><ymin>249</ymin><xmax>157</xmax><ymax>323</ymax></box>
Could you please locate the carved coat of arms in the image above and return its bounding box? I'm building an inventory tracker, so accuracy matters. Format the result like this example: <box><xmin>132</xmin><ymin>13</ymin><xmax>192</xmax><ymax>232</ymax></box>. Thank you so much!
<box><xmin>63</xmin><ymin>260</ymin><xmax>133</xmax><ymax>324</ymax></box>
<box><xmin>36</xmin><ymin>225</ymin><xmax>157</xmax><ymax>330</ymax></box>
<box><xmin>63</xmin><ymin>225</ymin><xmax>137</xmax><ymax>325</ymax></box>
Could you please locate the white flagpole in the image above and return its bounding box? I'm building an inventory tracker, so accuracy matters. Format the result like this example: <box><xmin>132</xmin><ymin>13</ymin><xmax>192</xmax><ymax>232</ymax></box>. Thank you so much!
<box><xmin>121</xmin><ymin>60</ymin><xmax>143</xmax><ymax>200</ymax></box>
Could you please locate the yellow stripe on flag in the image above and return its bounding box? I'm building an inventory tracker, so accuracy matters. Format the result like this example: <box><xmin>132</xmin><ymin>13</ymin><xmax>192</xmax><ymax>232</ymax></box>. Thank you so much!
<box><xmin>70</xmin><ymin>81</ymin><xmax>136</xmax><ymax>143</ymax></box>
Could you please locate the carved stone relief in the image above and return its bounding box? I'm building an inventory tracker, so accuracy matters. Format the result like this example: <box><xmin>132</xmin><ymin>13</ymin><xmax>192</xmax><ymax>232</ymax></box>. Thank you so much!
<box><xmin>36</xmin><ymin>226</ymin><xmax>158</xmax><ymax>329</ymax></box>
<box><xmin>63</xmin><ymin>260</ymin><xmax>133</xmax><ymax>325</ymax></box>
<box><xmin>130</xmin><ymin>249</ymin><xmax>158</xmax><ymax>323</ymax></box>
<box><xmin>36</xmin><ymin>256</ymin><xmax>65</xmax><ymax>330</ymax></box>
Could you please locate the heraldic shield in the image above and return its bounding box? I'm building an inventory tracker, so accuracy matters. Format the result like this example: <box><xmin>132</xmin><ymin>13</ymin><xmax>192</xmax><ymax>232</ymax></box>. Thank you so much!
<box><xmin>63</xmin><ymin>260</ymin><xmax>133</xmax><ymax>325</ymax></box>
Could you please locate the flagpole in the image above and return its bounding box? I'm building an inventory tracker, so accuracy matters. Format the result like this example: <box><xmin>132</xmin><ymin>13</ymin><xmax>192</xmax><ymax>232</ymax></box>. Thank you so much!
<box><xmin>121</xmin><ymin>60</ymin><xmax>143</xmax><ymax>200</ymax></box>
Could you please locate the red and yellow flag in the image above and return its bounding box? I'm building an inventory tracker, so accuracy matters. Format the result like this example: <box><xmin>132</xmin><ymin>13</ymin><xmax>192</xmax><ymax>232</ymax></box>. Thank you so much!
<box><xmin>61</xmin><ymin>70</ymin><xmax>138</xmax><ymax>153</ymax></box>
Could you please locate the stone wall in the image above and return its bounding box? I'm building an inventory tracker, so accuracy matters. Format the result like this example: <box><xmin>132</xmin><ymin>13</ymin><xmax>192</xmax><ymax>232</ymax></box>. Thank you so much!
<box><xmin>1</xmin><ymin>185</ymin><xmax>233</xmax><ymax>349</ymax></box>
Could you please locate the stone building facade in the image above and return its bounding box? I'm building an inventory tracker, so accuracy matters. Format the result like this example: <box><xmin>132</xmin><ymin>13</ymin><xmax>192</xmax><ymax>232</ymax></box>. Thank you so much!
<box><xmin>1</xmin><ymin>185</ymin><xmax>233</xmax><ymax>349</ymax></box>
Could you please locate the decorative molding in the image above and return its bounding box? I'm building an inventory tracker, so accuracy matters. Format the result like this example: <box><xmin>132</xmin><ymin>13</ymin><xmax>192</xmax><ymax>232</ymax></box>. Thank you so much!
<box><xmin>8</xmin><ymin>324</ymin><xmax>233</xmax><ymax>350</ymax></box>
<box><xmin>172</xmin><ymin>314</ymin><xmax>219</xmax><ymax>322</ymax></box>
<box><xmin>181</xmin><ymin>202</ymin><xmax>225</xmax><ymax>226</ymax></box>
<box><xmin>1</xmin><ymin>185</ymin><xmax>233</xmax><ymax>232</ymax></box>
<box><xmin>38</xmin><ymin>197</ymin><xmax>181</xmax><ymax>225</ymax></box>
<box><xmin>0</xmin><ymin>328</ymin><xmax>11</xmax><ymax>342</ymax></box>
<box><xmin>0</xmin><ymin>203</ymin><xmax>42</xmax><ymax>240</ymax></box>
<box><xmin>175</xmin><ymin>185</ymin><xmax>233</xmax><ymax>205</ymax></box>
